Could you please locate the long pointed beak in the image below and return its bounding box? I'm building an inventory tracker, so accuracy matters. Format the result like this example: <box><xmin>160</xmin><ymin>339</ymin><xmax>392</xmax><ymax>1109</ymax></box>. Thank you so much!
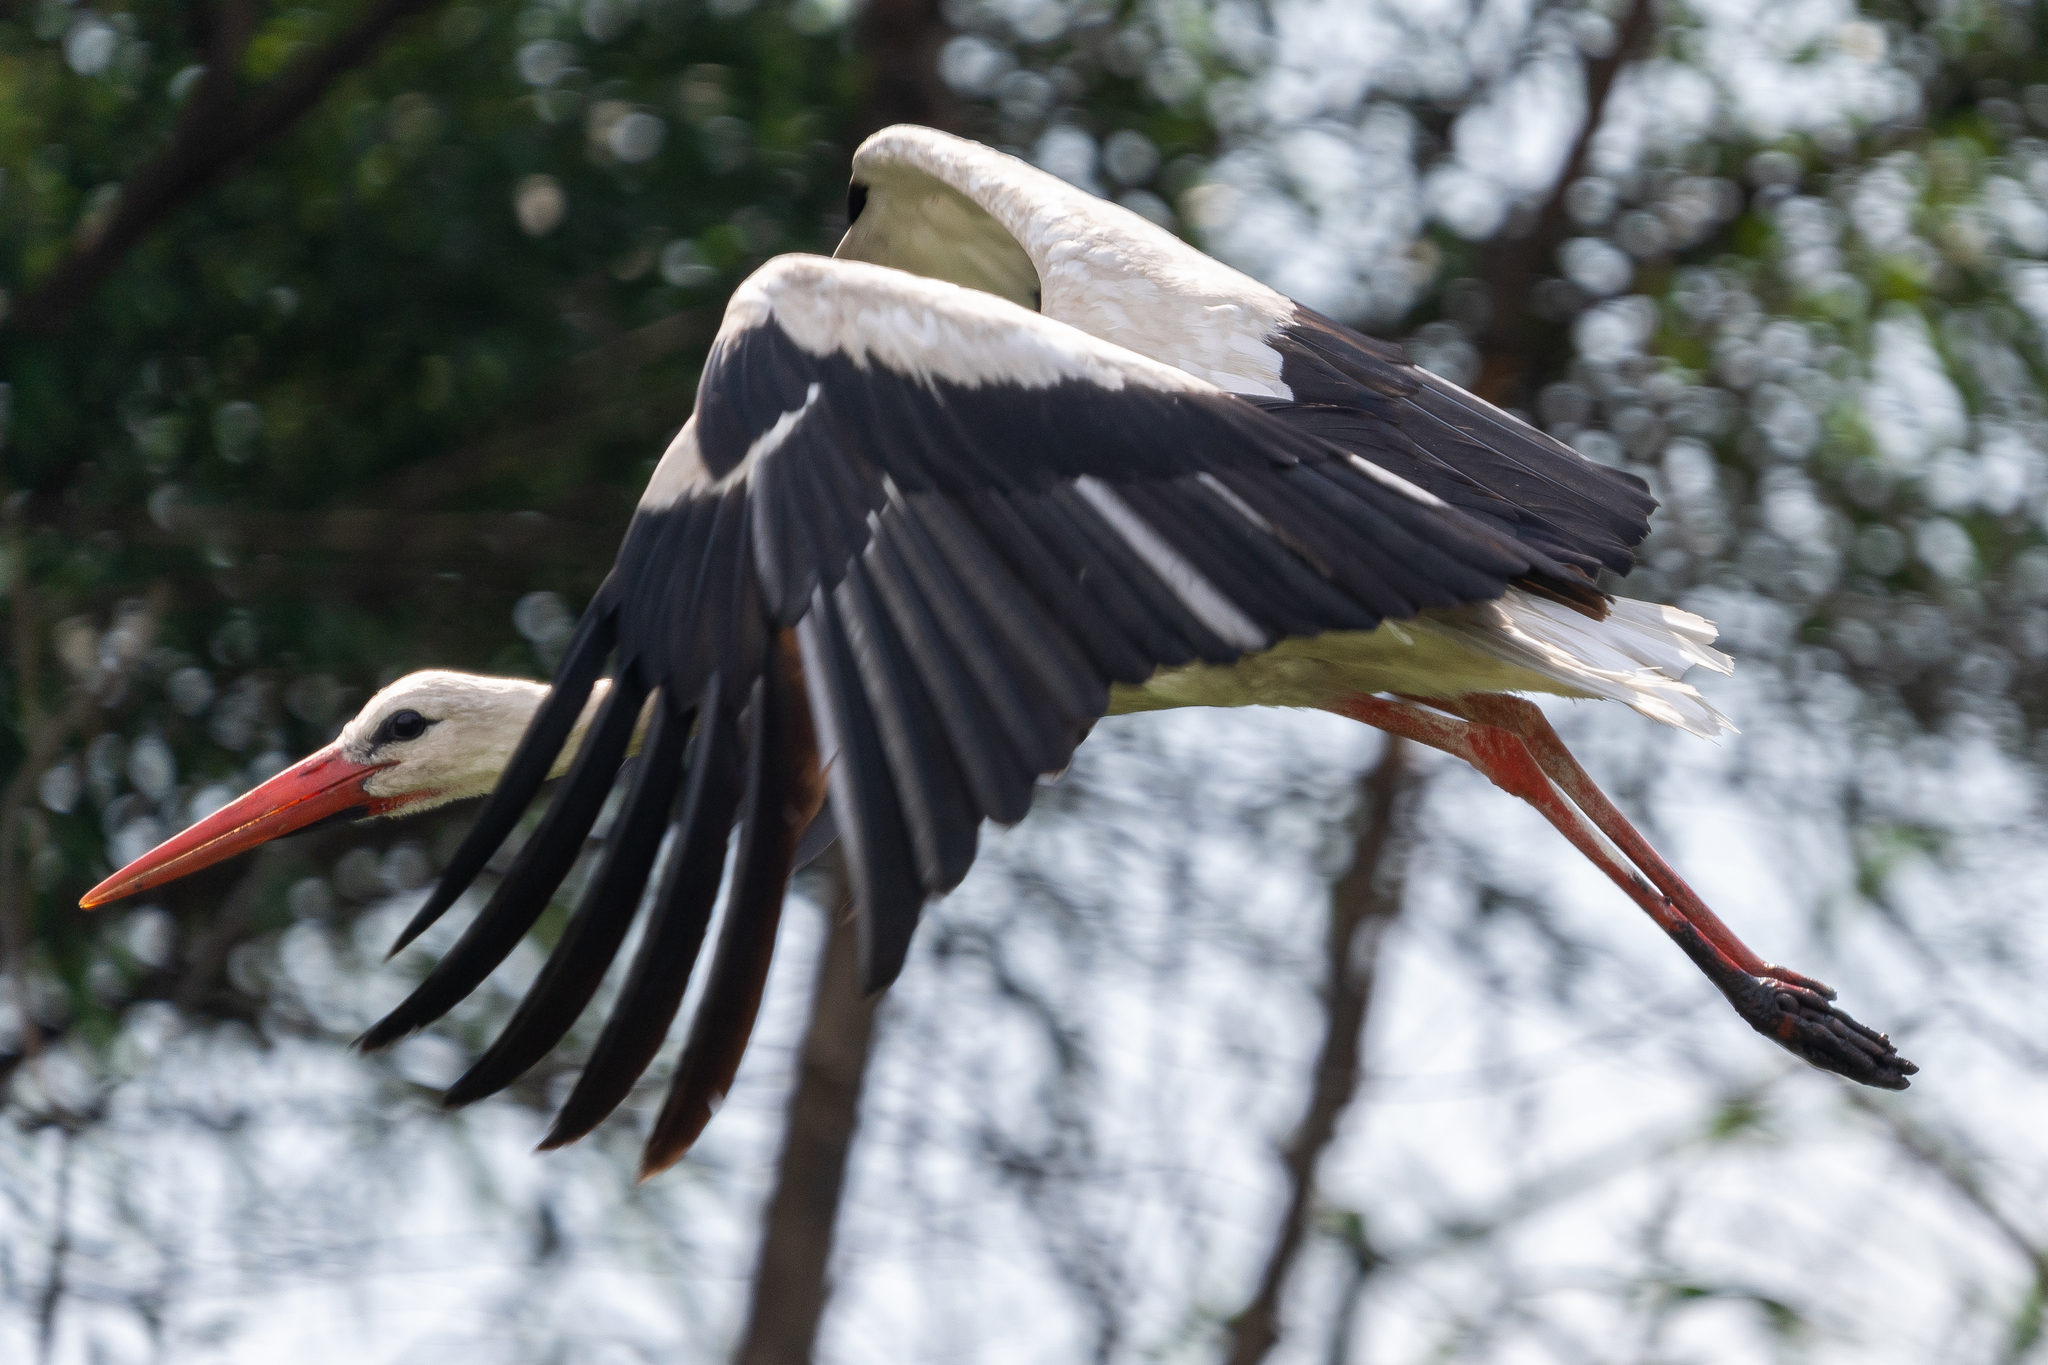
<box><xmin>80</xmin><ymin>744</ymin><xmax>394</xmax><ymax>908</ymax></box>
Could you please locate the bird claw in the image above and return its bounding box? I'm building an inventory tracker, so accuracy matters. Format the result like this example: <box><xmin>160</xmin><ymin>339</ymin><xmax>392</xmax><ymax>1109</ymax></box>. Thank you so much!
<box><xmin>1727</xmin><ymin>974</ymin><xmax>1917</xmax><ymax>1091</ymax></box>
<box><xmin>1661</xmin><ymin>922</ymin><xmax>1915</xmax><ymax>1089</ymax></box>
<box><xmin>1755</xmin><ymin>962</ymin><xmax>1837</xmax><ymax>1001</ymax></box>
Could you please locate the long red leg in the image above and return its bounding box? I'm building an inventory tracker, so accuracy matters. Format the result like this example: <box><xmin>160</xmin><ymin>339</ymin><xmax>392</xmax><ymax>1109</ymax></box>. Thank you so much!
<box><xmin>1325</xmin><ymin>695</ymin><xmax>1718</xmax><ymax>948</ymax></box>
<box><xmin>1435</xmin><ymin>693</ymin><xmax>1836</xmax><ymax>998</ymax></box>
<box><xmin>1320</xmin><ymin>693</ymin><xmax>1915</xmax><ymax>1090</ymax></box>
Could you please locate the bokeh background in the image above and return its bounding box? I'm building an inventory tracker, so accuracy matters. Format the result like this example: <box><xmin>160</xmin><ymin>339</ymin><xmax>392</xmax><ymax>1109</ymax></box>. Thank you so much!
<box><xmin>5</xmin><ymin>0</ymin><xmax>2048</xmax><ymax>1360</ymax></box>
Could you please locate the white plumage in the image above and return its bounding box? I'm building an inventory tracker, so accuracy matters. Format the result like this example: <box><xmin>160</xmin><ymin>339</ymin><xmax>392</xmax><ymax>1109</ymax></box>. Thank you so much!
<box><xmin>86</xmin><ymin>125</ymin><xmax>1914</xmax><ymax>1176</ymax></box>
<box><xmin>656</xmin><ymin>188</ymin><xmax>1728</xmax><ymax>735</ymax></box>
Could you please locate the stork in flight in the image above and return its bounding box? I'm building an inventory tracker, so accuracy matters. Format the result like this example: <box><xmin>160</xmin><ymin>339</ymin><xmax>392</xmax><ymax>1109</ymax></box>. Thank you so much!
<box><xmin>84</xmin><ymin>126</ymin><xmax>1914</xmax><ymax>1175</ymax></box>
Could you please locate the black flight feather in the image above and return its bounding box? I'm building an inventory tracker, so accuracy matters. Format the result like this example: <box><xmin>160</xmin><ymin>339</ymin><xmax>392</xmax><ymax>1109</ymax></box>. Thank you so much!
<box><xmin>748</xmin><ymin>443</ymin><xmax>823</xmax><ymax>626</ymax></box>
<box><xmin>786</xmin><ymin>418</ymin><xmax>867</xmax><ymax>588</ymax></box>
<box><xmin>881</xmin><ymin>496</ymin><xmax>1070</xmax><ymax>775</ymax></box>
<box><xmin>837</xmin><ymin>557</ymin><xmax>980</xmax><ymax>892</ymax></box>
<box><xmin>900</xmin><ymin>491</ymin><xmax>1104</xmax><ymax>727</ymax></box>
<box><xmin>1274</xmin><ymin>306</ymin><xmax>1655</xmax><ymax>576</ymax></box>
<box><xmin>806</xmin><ymin>400</ymin><xmax>888</xmax><ymax>535</ymax></box>
<box><xmin>640</xmin><ymin>642</ymin><xmax>814</xmax><ymax>1176</ymax></box>
<box><xmin>1111</xmin><ymin>479</ymin><xmax>1314</xmax><ymax>636</ymax></box>
<box><xmin>666</xmin><ymin>493</ymin><xmax>747</xmax><ymax>698</ymax></box>
<box><xmin>1046</xmin><ymin>483</ymin><xmax>1242</xmax><ymax>663</ymax></box>
<box><xmin>864</xmin><ymin>518</ymin><xmax>1034</xmax><ymax>824</ymax></box>
<box><xmin>1307</xmin><ymin>460</ymin><xmax>1537</xmax><ymax>599</ymax></box>
<box><xmin>1003</xmin><ymin>490</ymin><xmax>1199</xmax><ymax>667</ymax></box>
<box><xmin>387</xmin><ymin>597</ymin><xmax>619</xmax><ymax>957</ymax></box>
<box><xmin>796</xmin><ymin>588</ymin><xmax>924</xmax><ymax>994</ymax></box>
<box><xmin>1272</xmin><ymin>464</ymin><xmax>1502</xmax><ymax>610</ymax></box>
<box><xmin>358</xmin><ymin>665</ymin><xmax>650</xmax><ymax>1052</ymax></box>
<box><xmin>540</xmin><ymin>673</ymin><xmax>745</xmax><ymax>1149</ymax></box>
<box><xmin>1172</xmin><ymin>477</ymin><xmax>1382</xmax><ymax>632</ymax></box>
<box><xmin>1207</xmin><ymin>467</ymin><xmax>1406</xmax><ymax>622</ymax></box>
<box><xmin>955</xmin><ymin>489</ymin><xmax>1155</xmax><ymax>685</ymax></box>
<box><xmin>440</xmin><ymin>696</ymin><xmax>693</xmax><ymax>1108</ymax></box>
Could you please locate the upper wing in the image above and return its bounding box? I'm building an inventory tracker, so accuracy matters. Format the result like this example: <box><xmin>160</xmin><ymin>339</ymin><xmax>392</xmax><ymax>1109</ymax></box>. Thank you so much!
<box><xmin>838</xmin><ymin>126</ymin><xmax>1652</xmax><ymax>583</ymax></box>
<box><xmin>355</xmin><ymin>255</ymin><xmax>1590</xmax><ymax>1173</ymax></box>
<box><xmin>1261</xmin><ymin>308</ymin><xmax>1659</xmax><ymax>583</ymax></box>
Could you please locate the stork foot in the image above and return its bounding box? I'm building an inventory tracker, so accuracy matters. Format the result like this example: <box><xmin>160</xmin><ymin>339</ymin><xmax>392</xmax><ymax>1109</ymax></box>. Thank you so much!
<box><xmin>1721</xmin><ymin>967</ymin><xmax>1916</xmax><ymax>1090</ymax></box>
<box><xmin>1665</xmin><ymin>920</ymin><xmax>1914</xmax><ymax>1088</ymax></box>
<box><xmin>1323</xmin><ymin>693</ymin><xmax>1918</xmax><ymax>1088</ymax></box>
<box><xmin>1753</xmin><ymin>962</ymin><xmax>1838</xmax><ymax>1000</ymax></box>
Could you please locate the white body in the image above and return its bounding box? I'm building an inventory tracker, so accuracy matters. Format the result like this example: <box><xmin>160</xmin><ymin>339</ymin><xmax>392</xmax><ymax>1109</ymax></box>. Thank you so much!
<box><xmin>646</xmin><ymin>127</ymin><xmax>1735</xmax><ymax>737</ymax></box>
<box><xmin>359</xmin><ymin>124</ymin><xmax>1732</xmax><ymax>818</ymax></box>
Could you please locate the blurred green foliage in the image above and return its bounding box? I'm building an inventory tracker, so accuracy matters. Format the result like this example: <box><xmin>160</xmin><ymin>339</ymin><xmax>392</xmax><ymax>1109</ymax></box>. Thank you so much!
<box><xmin>12</xmin><ymin>0</ymin><xmax>2048</xmax><ymax>1096</ymax></box>
<box><xmin>12</xmin><ymin>1</ymin><xmax>2048</xmax><ymax>1360</ymax></box>
<box><xmin>0</xmin><ymin>0</ymin><xmax>857</xmax><ymax>1048</ymax></box>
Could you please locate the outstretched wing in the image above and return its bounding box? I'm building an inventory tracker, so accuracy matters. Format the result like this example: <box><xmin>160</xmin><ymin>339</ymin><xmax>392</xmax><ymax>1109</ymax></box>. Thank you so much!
<box><xmin>357</xmin><ymin>254</ymin><xmax>1592</xmax><ymax>1173</ymax></box>
<box><xmin>838</xmin><ymin>125</ymin><xmax>1654</xmax><ymax>587</ymax></box>
<box><xmin>1261</xmin><ymin>308</ymin><xmax>1659</xmax><ymax>584</ymax></box>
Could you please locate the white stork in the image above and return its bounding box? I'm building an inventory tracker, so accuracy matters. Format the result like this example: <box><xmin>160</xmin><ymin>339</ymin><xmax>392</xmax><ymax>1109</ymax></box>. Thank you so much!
<box><xmin>84</xmin><ymin>126</ymin><xmax>1913</xmax><ymax>1175</ymax></box>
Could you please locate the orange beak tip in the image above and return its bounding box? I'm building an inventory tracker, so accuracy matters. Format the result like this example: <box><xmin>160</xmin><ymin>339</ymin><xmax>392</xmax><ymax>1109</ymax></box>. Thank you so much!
<box><xmin>77</xmin><ymin>874</ymin><xmax>135</xmax><ymax>911</ymax></box>
<box><xmin>80</xmin><ymin>745</ymin><xmax>388</xmax><ymax>906</ymax></box>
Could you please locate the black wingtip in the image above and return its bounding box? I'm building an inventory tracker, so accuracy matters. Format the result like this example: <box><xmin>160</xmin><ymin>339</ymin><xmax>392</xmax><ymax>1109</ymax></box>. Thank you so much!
<box><xmin>353</xmin><ymin>1016</ymin><xmax>414</xmax><ymax>1054</ymax></box>
<box><xmin>637</xmin><ymin>634</ymin><xmax>823</xmax><ymax>1176</ymax></box>
<box><xmin>440</xmin><ymin>1059</ymin><xmax>498</xmax><ymax>1110</ymax></box>
<box><xmin>386</xmin><ymin>597</ymin><xmax>621</xmax><ymax>959</ymax></box>
<box><xmin>535</xmin><ymin>676</ymin><xmax>746</xmax><ymax>1151</ymax></box>
<box><xmin>857</xmin><ymin>930</ymin><xmax>913</xmax><ymax>998</ymax></box>
<box><xmin>439</xmin><ymin>701</ymin><xmax>693</xmax><ymax>1111</ymax></box>
<box><xmin>386</xmin><ymin>895</ymin><xmax>453</xmax><ymax>960</ymax></box>
<box><xmin>853</xmin><ymin>833</ymin><xmax>922</xmax><ymax>997</ymax></box>
<box><xmin>796</xmin><ymin>594</ymin><xmax>928</xmax><ymax>1012</ymax></box>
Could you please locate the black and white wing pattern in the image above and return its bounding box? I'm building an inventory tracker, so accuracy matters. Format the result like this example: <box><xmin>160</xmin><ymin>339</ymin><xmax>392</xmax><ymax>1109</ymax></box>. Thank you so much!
<box><xmin>356</xmin><ymin>254</ymin><xmax>1598</xmax><ymax>1173</ymax></box>
<box><xmin>1257</xmin><ymin>308</ymin><xmax>1659</xmax><ymax>586</ymax></box>
<box><xmin>837</xmin><ymin>124</ymin><xmax>1653</xmax><ymax>590</ymax></box>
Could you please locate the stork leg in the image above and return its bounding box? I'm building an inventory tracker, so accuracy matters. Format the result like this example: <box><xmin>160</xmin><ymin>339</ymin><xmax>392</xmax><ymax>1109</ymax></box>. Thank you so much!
<box><xmin>1431</xmin><ymin>693</ymin><xmax>1832</xmax><ymax>994</ymax></box>
<box><xmin>1320</xmin><ymin>693</ymin><xmax>1916</xmax><ymax>1090</ymax></box>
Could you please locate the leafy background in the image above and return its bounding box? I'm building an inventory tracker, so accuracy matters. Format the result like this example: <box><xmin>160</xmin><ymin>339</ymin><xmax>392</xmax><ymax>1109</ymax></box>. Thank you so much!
<box><xmin>7</xmin><ymin>0</ymin><xmax>2048</xmax><ymax>1361</ymax></box>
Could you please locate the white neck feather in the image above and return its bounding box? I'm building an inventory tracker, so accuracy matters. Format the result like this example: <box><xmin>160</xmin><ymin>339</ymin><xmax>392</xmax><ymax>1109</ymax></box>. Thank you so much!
<box><xmin>345</xmin><ymin>671</ymin><xmax>650</xmax><ymax>813</ymax></box>
<box><xmin>842</xmin><ymin>125</ymin><xmax>1296</xmax><ymax>397</ymax></box>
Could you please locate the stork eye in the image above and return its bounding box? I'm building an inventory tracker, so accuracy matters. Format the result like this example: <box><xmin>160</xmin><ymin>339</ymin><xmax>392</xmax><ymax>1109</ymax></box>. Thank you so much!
<box><xmin>384</xmin><ymin>709</ymin><xmax>430</xmax><ymax>743</ymax></box>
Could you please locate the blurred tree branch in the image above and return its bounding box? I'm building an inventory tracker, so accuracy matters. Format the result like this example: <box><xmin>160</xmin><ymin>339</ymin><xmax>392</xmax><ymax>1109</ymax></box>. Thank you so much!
<box><xmin>735</xmin><ymin>855</ymin><xmax>874</xmax><ymax>1365</ymax></box>
<box><xmin>352</xmin><ymin>307</ymin><xmax>713</xmax><ymax>513</ymax></box>
<box><xmin>6</xmin><ymin>0</ymin><xmax>444</xmax><ymax>338</ymax></box>
<box><xmin>141</xmin><ymin>504</ymin><xmax>625</xmax><ymax>580</ymax></box>
<box><xmin>0</xmin><ymin>563</ymin><xmax>165</xmax><ymax>1072</ymax></box>
<box><xmin>728</xmin><ymin>12</ymin><xmax>960</xmax><ymax>1356</ymax></box>
<box><xmin>1469</xmin><ymin>0</ymin><xmax>1657</xmax><ymax>407</ymax></box>
<box><xmin>851</xmin><ymin>0</ymin><xmax>958</xmax><ymax>143</ymax></box>
<box><xmin>1226</xmin><ymin>737</ymin><xmax>1411</xmax><ymax>1365</ymax></box>
<box><xmin>33</xmin><ymin>1126</ymin><xmax>75</xmax><ymax>1365</ymax></box>
<box><xmin>1847</xmin><ymin>1092</ymin><xmax>2048</xmax><ymax>1343</ymax></box>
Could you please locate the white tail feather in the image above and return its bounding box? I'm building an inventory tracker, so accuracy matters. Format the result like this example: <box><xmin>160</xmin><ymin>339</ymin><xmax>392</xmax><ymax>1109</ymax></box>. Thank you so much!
<box><xmin>1440</xmin><ymin>590</ymin><xmax>1737</xmax><ymax>738</ymax></box>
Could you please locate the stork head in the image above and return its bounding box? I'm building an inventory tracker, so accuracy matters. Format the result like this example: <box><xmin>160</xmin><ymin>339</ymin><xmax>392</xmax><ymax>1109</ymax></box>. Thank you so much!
<box><xmin>80</xmin><ymin>670</ymin><xmax>564</xmax><ymax>908</ymax></box>
<box><xmin>335</xmin><ymin>670</ymin><xmax>557</xmax><ymax>815</ymax></box>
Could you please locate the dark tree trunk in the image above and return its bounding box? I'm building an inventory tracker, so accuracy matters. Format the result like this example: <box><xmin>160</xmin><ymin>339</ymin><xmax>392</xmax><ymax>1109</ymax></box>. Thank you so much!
<box><xmin>1225</xmin><ymin>739</ymin><xmax>1412</xmax><ymax>1365</ymax></box>
<box><xmin>729</xmin><ymin>4</ymin><xmax>959</xmax><ymax>1356</ymax></box>
<box><xmin>849</xmin><ymin>0</ymin><xmax>960</xmax><ymax>143</ymax></box>
<box><xmin>733</xmin><ymin>854</ymin><xmax>876</xmax><ymax>1365</ymax></box>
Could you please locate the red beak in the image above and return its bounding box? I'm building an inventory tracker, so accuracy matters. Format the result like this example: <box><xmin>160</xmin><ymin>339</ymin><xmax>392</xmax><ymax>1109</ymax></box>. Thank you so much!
<box><xmin>79</xmin><ymin>744</ymin><xmax>398</xmax><ymax>908</ymax></box>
